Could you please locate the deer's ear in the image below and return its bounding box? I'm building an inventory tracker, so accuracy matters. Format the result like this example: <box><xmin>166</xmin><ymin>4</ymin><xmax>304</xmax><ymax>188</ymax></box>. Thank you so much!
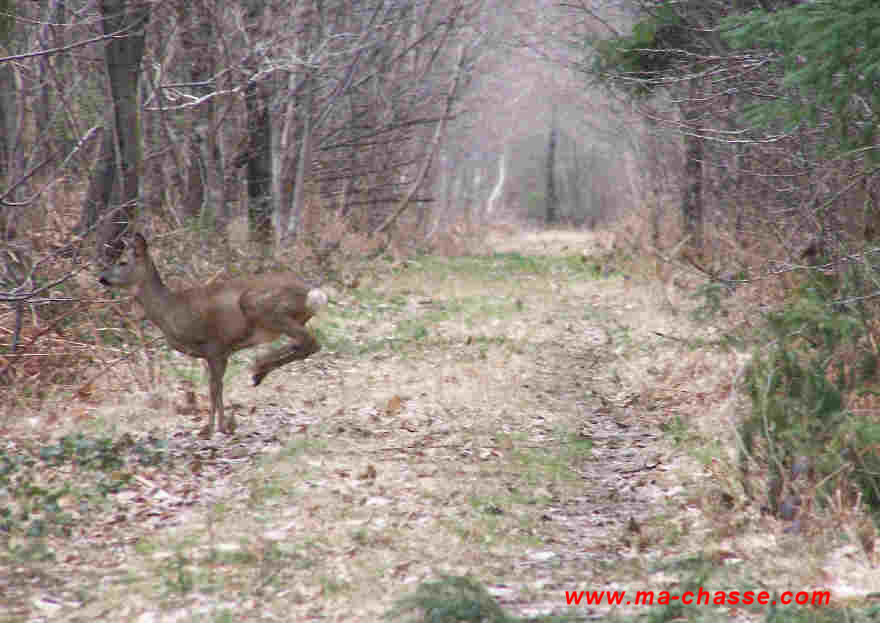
<box><xmin>132</xmin><ymin>233</ymin><xmax>148</xmax><ymax>256</ymax></box>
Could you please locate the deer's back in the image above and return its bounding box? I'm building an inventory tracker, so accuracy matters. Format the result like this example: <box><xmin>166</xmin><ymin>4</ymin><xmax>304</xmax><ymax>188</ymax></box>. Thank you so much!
<box><xmin>170</xmin><ymin>272</ymin><xmax>314</xmax><ymax>353</ymax></box>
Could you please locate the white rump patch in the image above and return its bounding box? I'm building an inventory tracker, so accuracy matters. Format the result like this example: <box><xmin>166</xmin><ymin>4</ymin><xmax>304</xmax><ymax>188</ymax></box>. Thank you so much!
<box><xmin>306</xmin><ymin>288</ymin><xmax>328</xmax><ymax>311</ymax></box>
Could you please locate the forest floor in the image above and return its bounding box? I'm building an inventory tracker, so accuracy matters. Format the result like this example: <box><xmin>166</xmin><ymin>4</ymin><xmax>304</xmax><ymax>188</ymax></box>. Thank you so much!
<box><xmin>2</xmin><ymin>227</ymin><xmax>878</xmax><ymax>622</ymax></box>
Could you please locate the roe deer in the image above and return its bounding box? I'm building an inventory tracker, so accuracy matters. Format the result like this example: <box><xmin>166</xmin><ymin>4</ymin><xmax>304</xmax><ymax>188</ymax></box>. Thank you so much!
<box><xmin>99</xmin><ymin>234</ymin><xmax>327</xmax><ymax>437</ymax></box>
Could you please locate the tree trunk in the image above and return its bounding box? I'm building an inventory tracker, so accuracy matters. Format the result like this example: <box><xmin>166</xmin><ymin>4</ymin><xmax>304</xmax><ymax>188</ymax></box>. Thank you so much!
<box><xmin>545</xmin><ymin>115</ymin><xmax>559</xmax><ymax>225</ymax></box>
<box><xmin>35</xmin><ymin>1</ymin><xmax>53</xmax><ymax>163</ymax></box>
<box><xmin>0</xmin><ymin>62</ymin><xmax>16</xmax><ymax>238</ymax></box>
<box><xmin>0</xmin><ymin>50</ymin><xmax>23</xmax><ymax>240</ymax></box>
<box><xmin>487</xmin><ymin>144</ymin><xmax>507</xmax><ymax>218</ymax></box>
<box><xmin>201</xmin><ymin>126</ymin><xmax>226</xmax><ymax>228</ymax></box>
<box><xmin>97</xmin><ymin>0</ymin><xmax>150</xmax><ymax>261</ymax></box>
<box><xmin>182</xmin><ymin>138</ymin><xmax>205</xmax><ymax>221</ymax></box>
<box><xmin>270</xmin><ymin>88</ymin><xmax>288</xmax><ymax>246</ymax></box>
<box><xmin>177</xmin><ymin>0</ymin><xmax>218</xmax><ymax>225</ymax></box>
<box><xmin>681</xmin><ymin>79</ymin><xmax>703</xmax><ymax>250</ymax></box>
<box><xmin>78</xmin><ymin>127</ymin><xmax>113</xmax><ymax>237</ymax></box>
<box><xmin>33</xmin><ymin>0</ymin><xmax>67</xmax><ymax>162</ymax></box>
<box><xmin>244</xmin><ymin>80</ymin><xmax>273</xmax><ymax>246</ymax></box>
<box><xmin>286</xmin><ymin>73</ymin><xmax>315</xmax><ymax>244</ymax></box>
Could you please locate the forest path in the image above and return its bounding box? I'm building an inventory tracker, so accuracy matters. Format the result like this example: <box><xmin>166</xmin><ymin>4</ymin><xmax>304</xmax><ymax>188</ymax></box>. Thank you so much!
<box><xmin>6</xmin><ymin>228</ymin><xmax>817</xmax><ymax>622</ymax></box>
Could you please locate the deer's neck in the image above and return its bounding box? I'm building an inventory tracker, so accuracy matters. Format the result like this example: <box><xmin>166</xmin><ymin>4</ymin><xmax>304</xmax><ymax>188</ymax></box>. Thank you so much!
<box><xmin>135</xmin><ymin>261</ymin><xmax>178</xmax><ymax>324</ymax></box>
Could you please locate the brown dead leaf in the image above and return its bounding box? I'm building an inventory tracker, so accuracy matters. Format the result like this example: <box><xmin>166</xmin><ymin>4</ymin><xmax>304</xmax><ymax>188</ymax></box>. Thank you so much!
<box><xmin>358</xmin><ymin>464</ymin><xmax>377</xmax><ymax>480</ymax></box>
<box><xmin>386</xmin><ymin>395</ymin><xmax>403</xmax><ymax>416</ymax></box>
<box><xmin>70</xmin><ymin>408</ymin><xmax>89</xmax><ymax>423</ymax></box>
<box><xmin>177</xmin><ymin>390</ymin><xmax>199</xmax><ymax>415</ymax></box>
<box><xmin>627</xmin><ymin>516</ymin><xmax>641</xmax><ymax>535</ymax></box>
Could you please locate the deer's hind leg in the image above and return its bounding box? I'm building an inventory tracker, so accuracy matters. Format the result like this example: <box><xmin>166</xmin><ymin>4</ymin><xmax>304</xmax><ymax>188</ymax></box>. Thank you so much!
<box><xmin>252</xmin><ymin>323</ymin><xmax>320</xmax><ymax>386</ymax></box>
<box><xmin>248</xmin><ymin>310</ymin><xmax>320</xmax><ymax>388</ymax></box>
<box><xmin>242</xmin><ymin>288</ymin><xmax>322</xmax><ymax>386</ymax></box>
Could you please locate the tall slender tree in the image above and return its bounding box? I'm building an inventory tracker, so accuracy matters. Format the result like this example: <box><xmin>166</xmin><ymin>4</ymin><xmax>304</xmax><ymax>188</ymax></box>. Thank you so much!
<box><xmin>93</xmin><ymin>0</ymin><xmax>150</xmax><ymax>260</ymax></box>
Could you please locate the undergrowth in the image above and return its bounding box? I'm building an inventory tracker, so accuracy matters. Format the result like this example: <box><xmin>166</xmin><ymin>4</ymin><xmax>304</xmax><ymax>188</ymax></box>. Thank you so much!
<box><xmin>0</xmin><ymin>433</ymin><xmax>169</xmax><ymax>545</ymax></box>
<box><xmin>739</xmin><ymin>265</ymin><xmax>880</xmax><ymax>522</ymax></box>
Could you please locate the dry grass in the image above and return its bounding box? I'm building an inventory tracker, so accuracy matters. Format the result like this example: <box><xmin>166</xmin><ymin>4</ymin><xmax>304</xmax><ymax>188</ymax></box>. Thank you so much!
<box><xmin>2</xmin><ymin>226</ymin><xmax>878</xmax><ymax>622</ymax></box>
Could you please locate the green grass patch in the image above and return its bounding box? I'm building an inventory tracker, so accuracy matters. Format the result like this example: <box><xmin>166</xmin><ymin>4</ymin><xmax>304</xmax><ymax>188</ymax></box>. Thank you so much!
<box><xmin>0</xmin><ymin>433</ymin><xmax>170</xmax><ymax>541</ymax></box>
<box><xmin>247</xmin><ymin>472</ymin><xmax>297</xmax><ymax>506</ymax></box>
<box><xmin>399</xmin><ymin>252</ymin><xmax>607</xmax><ymax>284</ymax></box>
<box><xmin>509</xmin><ymin>434</ymin><xmax>592</xmax><ymax>488</ymax></box>
<box><xmin>659</xmin><ymin>415</ymin><xmax>692</xmax><ymax>446</ymax></box>
<box><xmin>320</xmin><ymin>291</ymin><xmax>523</xmax><ymax>355</ymax></box>
<box><xmin>317</xmin><ymin>249</ymin><xmax>607</xmax><ymax>359</ymax></box>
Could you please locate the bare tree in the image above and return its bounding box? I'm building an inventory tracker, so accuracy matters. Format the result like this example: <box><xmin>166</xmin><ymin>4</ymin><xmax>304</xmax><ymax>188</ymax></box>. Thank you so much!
<box><xmin>0</xmin><ymin>0</ymin><xmax>482</xmax><ymax>264</ymax></box>
<box><xmin>545</xmin><ymin>109</ymin><xmax>558</xmax><ymax>224</ymax></box>
<box><xmin>91</xmin><ymin>0</ymin><xmax>150</xmax><ymax>260</ymax></box>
